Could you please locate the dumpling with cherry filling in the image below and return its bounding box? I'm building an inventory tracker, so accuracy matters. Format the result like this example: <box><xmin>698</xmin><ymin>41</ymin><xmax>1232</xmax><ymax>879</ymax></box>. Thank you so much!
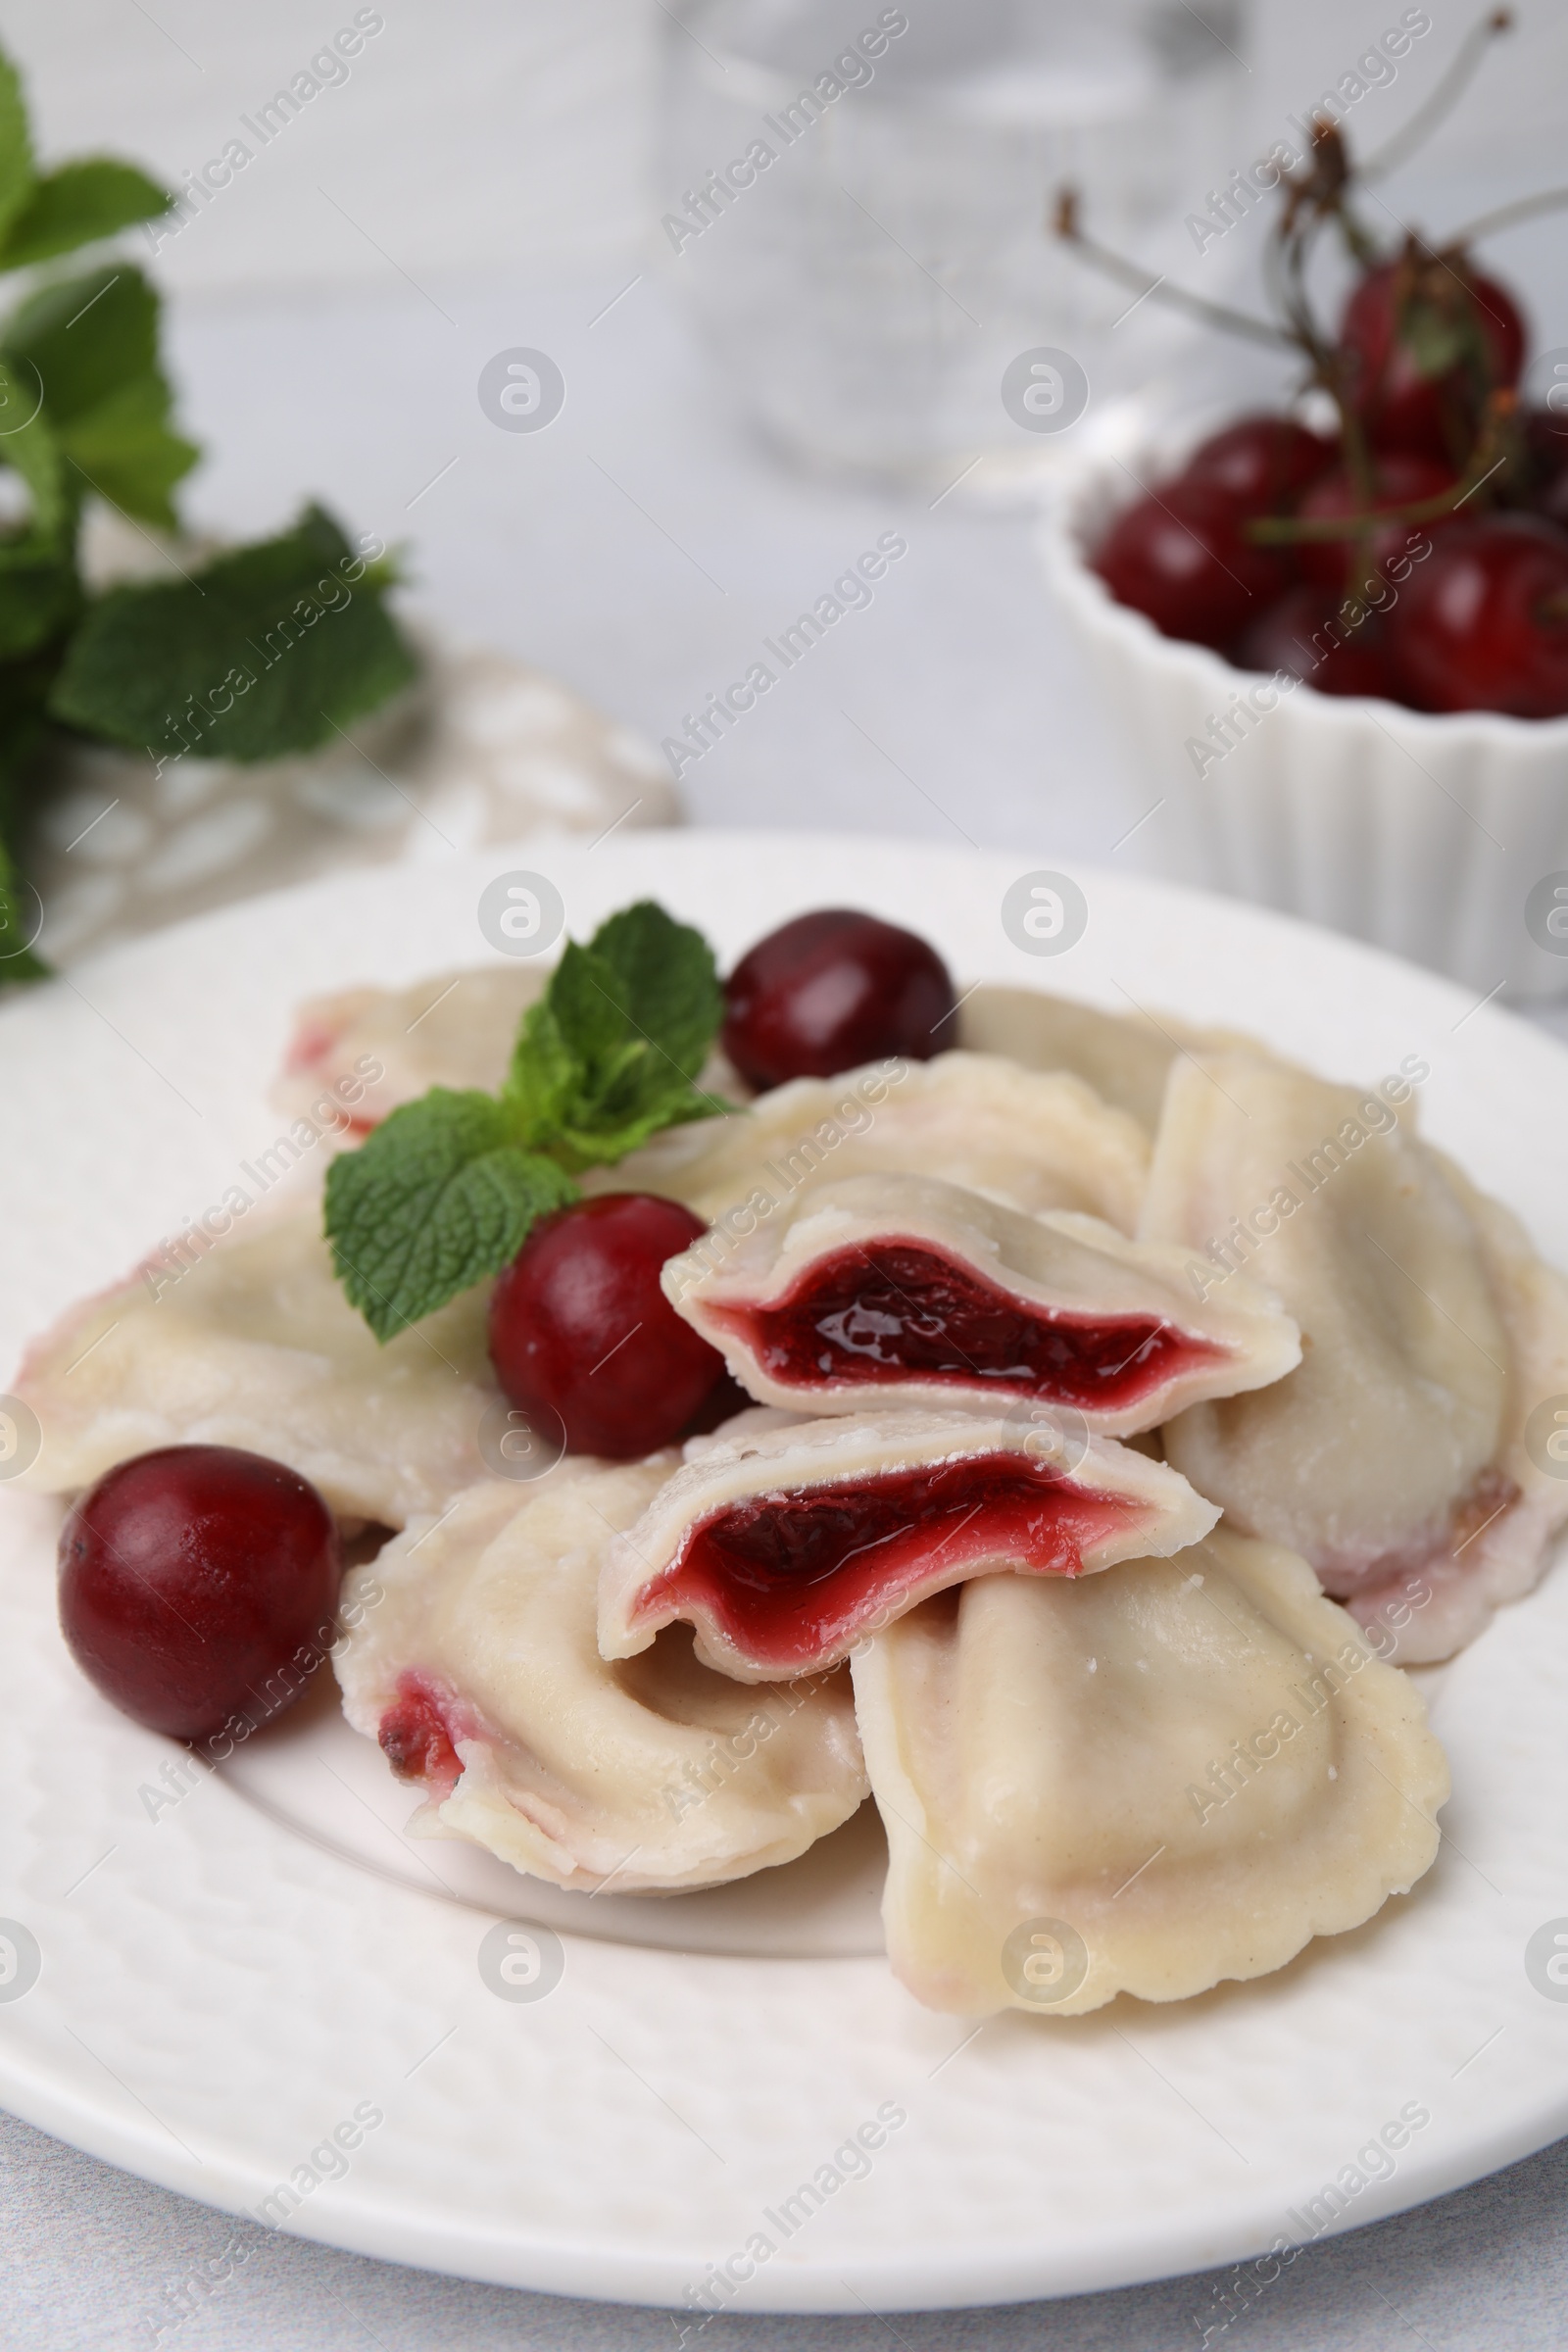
<box><xmin>852</xmin><ymin>1525</ymin><xmax>1447</xmax><ymax>2016</ymax></box>
<box><xmin>12</xmin><ymin>1203</ymin><xmax>504</xmax><ymax>1526</ymax></box>
<box><xmin>663</xmin><ymin>1171</ymin><xmax>1299</xmax><ymax>1431</ymax></box>
<box><xmin>1139</xmin><ymin>1051</ymin><xmax>1568</xmax><ymax>1661</ymax></box>
<box><xmin>598</xmin><ymin>1405</ymin><xmax>1220</xmax><ymax>1683</ymax></box>
<box><xmin>603</xmin><ymin>1051</ymin><xmax>1151</xmax><ymax>1235</ymax></box>
<box><xmin>273</xmin><ymin>964</ymin><xmax>547</xmax><ymax>1132</ymax></box>
<box><xmin>335</xmin><ymin>1468</ymin><xmax>868</xmax><ymax>1891</ymax></box>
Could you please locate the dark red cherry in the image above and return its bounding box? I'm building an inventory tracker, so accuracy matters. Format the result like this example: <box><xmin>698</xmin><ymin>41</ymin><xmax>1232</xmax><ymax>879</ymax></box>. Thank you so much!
<box><xmin>58</xmin><ymin>1445</ymin><xmax>340</xmax><ymax>1742</ymax></box>
<box><xmin>1386</xmin><ymin>516</ymin><xmax>1568</xmax><ymax>717</ymax></box>
<box><xmin>1092</xmin><ymin>481</ymin><xmax>1288</xmax><ymax>649</ymax></box>
<box><xmin>488</xmin><ymin>1194</ymin><xmax>724</xmax><ymax>1458</ymax></box>
<box><xmin>1232</xmin><ymin>585</ymin><xmax>1402</xmax><ymax>701</ymax></box>
<box><xmin>1295</xmin><ymin>453</ymin><xmax>1456</xmax><ymax>592</ymax></box>
<box><xmin>1182</xmin><ymin>415</ymin><xmax>1336</xmax><ymax>511</ymax></box>
<box><xmin>1340</xmin><ymin>255</ymin><xmax>1526</xmax><ymax>465</ymax></box>
<box><xmin>721</xmin><ymin>908</ymin><xmax>955</xmax><ymax>1092</ymax></box>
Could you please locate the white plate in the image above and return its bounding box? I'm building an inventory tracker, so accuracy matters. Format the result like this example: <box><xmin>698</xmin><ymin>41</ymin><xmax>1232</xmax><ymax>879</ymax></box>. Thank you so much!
<box><xmin>2</xmin><ymin>829</ymin><xmax>1567</xmax><ymax>2317</ymax></box>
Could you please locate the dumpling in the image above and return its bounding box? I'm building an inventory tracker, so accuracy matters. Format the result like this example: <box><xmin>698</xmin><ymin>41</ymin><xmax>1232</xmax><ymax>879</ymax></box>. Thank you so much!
<box><xmin>957</xmin><ymin>986</ymin><xmax>1187</xmax><ymax>1131</ymax></box>
<box><xmin>663</xmin><ymin>1171</ymin><xmax>1299</xmax><ymax>1432</ymax></box>
<box><xmin>335</xmin><ymin>1470</ymin><xmax>868</xmax><ymax>1890</ymax></box>
<box><xmin>956</xmin><ymin>986</ymin><xmax>1258</xmax><ymax>1132</ymax></box>
<box><xmin>273</xmin><ymin>964</ymin><xmax>547</xmax><ymax>1132</ymax></box>
<box><xmin>1138</xmin><ymin>1051</ymin><xmax>1568</xmax><ymax>1658</ymax></box>
<box><xmin>598</xmin><ymin>1405</ymin><xmax>1219</xmax><ymax>1682</ymax></box>
<box><xmin>1344</xmin><ymin>1152</ymin><xmax>1568</xmax><ymax>1660</ymax></box>
<box><xmin>13</xmin><ymin>1203</ymin><xmax>504</xmax><ymax>1524</ymax></box>
<box><xmin>852</xmin><ymin>1525</ymin><xmax>1448</xmax><ymax>2016</ymax></box>
<box><xmin>603</xmin><ymin>1051</ymin><xmax>1151</xmax><ymax>1235</ymax></box>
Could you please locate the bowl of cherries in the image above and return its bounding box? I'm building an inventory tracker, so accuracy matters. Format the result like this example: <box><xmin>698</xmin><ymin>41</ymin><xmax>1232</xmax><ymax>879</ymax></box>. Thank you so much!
<box><xmin>1039</xmin><ymin>24</ymin><xmax>1568</xmax><ymax>999</ymax></box>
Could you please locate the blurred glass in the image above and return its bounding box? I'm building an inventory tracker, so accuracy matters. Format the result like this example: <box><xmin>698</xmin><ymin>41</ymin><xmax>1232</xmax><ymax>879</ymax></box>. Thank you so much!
<box><xmin>659</xmin><ymin>0</ymin><xmax>1251</xmax><ymax>481</ymax></box>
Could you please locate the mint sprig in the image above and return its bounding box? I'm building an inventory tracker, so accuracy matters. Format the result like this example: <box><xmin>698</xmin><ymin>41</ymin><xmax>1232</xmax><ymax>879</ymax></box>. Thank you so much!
<box><xmin>0</xmin><ymin>39</ymin><xmax>417</xmax><ymax>988</ymax></box>
<box><xmin>325</xmin><ymin>903</ymin><xmax>728</xmax><ymax>1341</ymax></box>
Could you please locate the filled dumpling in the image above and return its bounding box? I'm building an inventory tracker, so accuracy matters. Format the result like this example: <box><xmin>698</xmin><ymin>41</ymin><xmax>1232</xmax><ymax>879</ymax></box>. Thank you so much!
<box><xmin>273</xmin><ymin>964</ymin><xmax>547</xmax><ymax>1133</ymax></box>
<box><xmin>605</xmin><ymin>1051</ymin><xmax>1151</xmax><ymax>1235</ymax></box>
<box><xmin>957</xmin><ymin>986</ymin><xmax>1191</xmax><ymax>1132</ymax></box>
<box><xmin>598</xmin><ymin>1406</ymin><xmax>1220</xmax><ymax>1682</ymax></box>
<box><xmin>852</xmin><ymin>1525</ymin><xmax>1448</xmax><ymax>2016</ymax></box>
<box><xmin>1139</xmin><ymin>1051</ymin><xmax>1568</xmax><ymax>1659</ymax></box>
<box><xmin>663</xmin><ymin>1171</ymin><xmax>1299</xmax><ymax>1431</ymax></box>
<box><xmin>13</xmin><ymin>1203</ymin><xmax>504</xmax><ymax>1525</ymax></box>
<box><xmin>335</xmin><ymin>1470</ymin><xmax>868</xmax><ymax>1890</ymax></box>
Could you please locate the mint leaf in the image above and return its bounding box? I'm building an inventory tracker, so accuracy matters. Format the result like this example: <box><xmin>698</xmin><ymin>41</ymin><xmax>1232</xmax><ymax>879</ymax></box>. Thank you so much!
<box><xmin>0</xmin><ymin>160</ymin><xmax>171</xmax><ymax>270</ymax></box>
<box><xmin>0</xmin><ymin>51</ymin><xmax>35</xmax><ymax>251</ymax></box>
<box><xmin>1</xmin><ymin>264</ymin><xmax>194</xmax><ymax>525</ymax></box>
<box><xmin>0</xmin><ymin>830</ymin><xmax>44</xmax><ymax>984</ymax></box>
<box><xmin>588</xmin><ymin>901</ymin><xmax>723</xmax><ymax>1080</ymax></box>
<box><xmin>55</xmin><ymin>370</ymin><xmax>197</xmax><ymax>528</ymax></box>
<box><xmin>324</xmin><ymin>1090</ymin><xmax>578</xmax><ymax>1343</ymax></box>
<box><xmin>505</xmin><ymin>909</ymin><xmax>726</xmax><ymax>1171</ymax></box>
<box><xmin>4</xmin><ymin>265</ymin><xmax>161</xmax><ymax>423</ymax></box>
<box><xmin>48</xmin><ymin>502</ymin><xmax>416</xmax><ymax>760</ymax></box>
<box><xmin>0</xmin><ymin>369</ymin><xmax>78</xmax><ymax>658</ymax></box>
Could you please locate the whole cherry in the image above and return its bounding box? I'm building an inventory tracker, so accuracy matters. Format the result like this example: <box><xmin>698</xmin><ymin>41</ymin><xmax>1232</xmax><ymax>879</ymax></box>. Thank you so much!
<box><xmin>1340</xmin><ymin>252</ymin><xmax>1526</xmax><ymax>465</ymax></box>
<box><xmin>721</xmin><ymin>908</ymin><xmax>955</xmax><ymax>1092</ymax></box>
<box><xmin>1294</xmin><ymin>452</ymin><xmax>1456</xmax><ymax>592</ymax></box>
<box><xmin>1387</xmin><ymin>515</ymin><xmax>1568</xmax><ymax>717</ymax></box>
<box><xmin>1182</xmin><ymin>415</ymin><xmax>1336</xmax><ymax>511</ymax></box>
<box><xmin>1232</xmin><ymin>585</ymin><xmax>1401</xmax><ymax>701</ymax></box>
<box><xmin>488</xmin><ymin>1194</ymin><xmax>726</xmax><ymax>1458</ymax></box>
<box><xmin>1092</xmin><ymin>480</ymin><xmax>1288</xmax><ymax>649</ymax></box>
<box><xmin>59</xmin><ymin>1445</ymin><xmax>341</xmax><ymax>1742</ymax></box>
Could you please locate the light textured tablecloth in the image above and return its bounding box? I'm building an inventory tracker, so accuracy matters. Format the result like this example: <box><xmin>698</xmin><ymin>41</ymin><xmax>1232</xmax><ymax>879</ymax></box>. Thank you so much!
<box><xmin>5</xmin><ymin>2103</ymin><xmax>1568</xmax><ymax>2348</ymax></box>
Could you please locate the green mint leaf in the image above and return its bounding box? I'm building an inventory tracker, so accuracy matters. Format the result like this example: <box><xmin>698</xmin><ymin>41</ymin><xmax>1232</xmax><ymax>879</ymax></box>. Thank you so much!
<box><xmin>503</xmin><ymin>908</ymin><xmax>725</xmax><ymax>1168</ymax></box>
<box><xmin>47</xmin><ymin>501</ymin><xmax>417</xmax><ymax>761</ymax></box>
<box><xmin>587</xmin><ymin>900</ymin><xmax>723</xmax><ymax>1080</ymax></box>
<box><xmin>325</xmin><ymin>1089</ymin><xmax>578</xmax><ymax>1342</ymax></box>
<box><xmin>1</xmin><ymin>264</ymin><xmax>194</xmax><ymax>525</ymax></box>
<box><xmin>0</xmin><ymin>370</ymin><xmax>77</xmax><ymax>657</ymax></box>
<box><xmin>0</xmin><ymin>160</ymin><xmax>172</xmax><ymax>270</ymax></box>
<box><xmin>0</xmin><ymin>829</ymin><xmax>45</xmax><ymax>984</ymax></box>
<box><xmin>3</xmin><ymin>265</ymin><xmax>161</xmax><ymax>424</ymax></box>
<box><xmin>0</xmin><ymin>51</ymin><xmax>36</xmax><ymax>251</ymax></box>
<box><xmin>55</xmin><ymin>371</ymin><xmax>197</xmax><ymax>528</ymax></box>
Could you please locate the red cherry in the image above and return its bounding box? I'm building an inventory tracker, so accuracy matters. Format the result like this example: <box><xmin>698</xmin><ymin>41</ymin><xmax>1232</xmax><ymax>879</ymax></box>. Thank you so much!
<box><xmin>488</xmin><ymin>1194</ymin><xmax>725</xmax><ymax>1458</ymax></box>
<box><xmin>1522</xmin><ymin>410</ymin><xmax>1568</xmax><ymax>528</ymax></box>
<box><xmin>1386</xmin><ymin>516</ymin><xmax>1568</xmax><ymax>717</ymax></box>
<box><xmin>1182</xmin><ymin>415</ymin><xmax>1336</xmax><ymax>511</ymax></box>
<box><xmin>58</xmin><ymin>1446</ymin><xmax>340</xmax><ymax>1742</ymax></box>
<box><xmin>1340</xmin><ymin>257</ymin><xmax>1526</xmax><ymax>464</ymax></box>
<box><xmin>1092</xmin><ymin>481</ymin><xmax>1288</xmax><ymax>649</ymax></box>
<box><xmin>1294</xmin><ymin>454</ymin><xmax>1456</xmax><ymax>592</ymax></box>
<box><xmin>1232</xmin><ymin>586</ymin><xmax>1401</xmax><ymax>701</ymax></box>
<box><xmin>721</xmin><ymin>908</ymin><xmax>956</xmax><ymax>1093</ymax></box>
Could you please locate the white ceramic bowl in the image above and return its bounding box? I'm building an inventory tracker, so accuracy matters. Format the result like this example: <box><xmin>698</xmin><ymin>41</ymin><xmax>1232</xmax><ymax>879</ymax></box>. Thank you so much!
<box><xmin>1039</xmin><ymin>440</ymin><xmax>1568</xmax><ymax>1000</ymax></box>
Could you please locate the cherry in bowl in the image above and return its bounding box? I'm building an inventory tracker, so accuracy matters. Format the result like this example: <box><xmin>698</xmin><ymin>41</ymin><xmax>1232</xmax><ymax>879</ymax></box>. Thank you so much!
<box><xmin>721</xmin><ymin>908</ymin><xmax>956</xmax><ymax>1093</ymax></box>
<box><xmin>488</xmin><ymin>1193</ymin><xmax>726</xmax><ymax>1459</ymax></box>
<box><xmin>59</xmin><ymin>1445</ymin><xmax>341</xmax><ymax>1742</ymax></box>
<box><xmin>1386</xmin><ymin>516</ymin><xmax>1568</xmax><ymax>717</ymax></box>
<box><xmin>1091</xmin><ymin>480</ymin><xmax>1287</xmax><ymax>650</ymax></box>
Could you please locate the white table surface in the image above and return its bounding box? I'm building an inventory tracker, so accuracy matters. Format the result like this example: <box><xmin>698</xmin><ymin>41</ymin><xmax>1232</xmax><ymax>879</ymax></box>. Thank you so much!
<box><xmin>7</xmin><ymin>250</ymin><xmax>1568</xmax><ymax>2343</ymax></box>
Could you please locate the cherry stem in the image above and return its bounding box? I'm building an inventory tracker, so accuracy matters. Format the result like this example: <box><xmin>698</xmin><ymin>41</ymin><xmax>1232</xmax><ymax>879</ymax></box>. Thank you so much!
<box><xmin>1442</xmin><ymin>182</ymin><xmax>1568</xmax><ymax>250</ymax></box>
<box><xmin>1538</xmin><ymin>590</ymin><xmax>1568</xmax><ymax>626</ymax></box>
<box><xmin>1245</xmin><ymin>458</ymin><xmax>1506</xmax><ymax>543</ymax></box>
<box><xmin>1358</xmin><ymin>10</ymin><xmax>1513</xmax><ymax>185</ymax></box>
<box><xmin>1051</xmin><ymin>190</ymin><xmax>1291</xmax><ymax>350</ymax></box>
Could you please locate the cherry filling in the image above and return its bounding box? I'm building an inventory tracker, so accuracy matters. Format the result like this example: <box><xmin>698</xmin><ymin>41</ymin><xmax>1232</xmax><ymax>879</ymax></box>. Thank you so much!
<box><xmin>378</xmin><ymin>1673</ymin><xmax>465</xmax><ymax>1796</ymax></box>
<box><xmin>712</xmin><ymin>1243</ymin><xmax>1224</xmax><ymax>1409</ymax></box>
<box><xmin>641</xmin><ymin>1454</ymin><xmax>1144</xmax><ymax>1671</ymax></box>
